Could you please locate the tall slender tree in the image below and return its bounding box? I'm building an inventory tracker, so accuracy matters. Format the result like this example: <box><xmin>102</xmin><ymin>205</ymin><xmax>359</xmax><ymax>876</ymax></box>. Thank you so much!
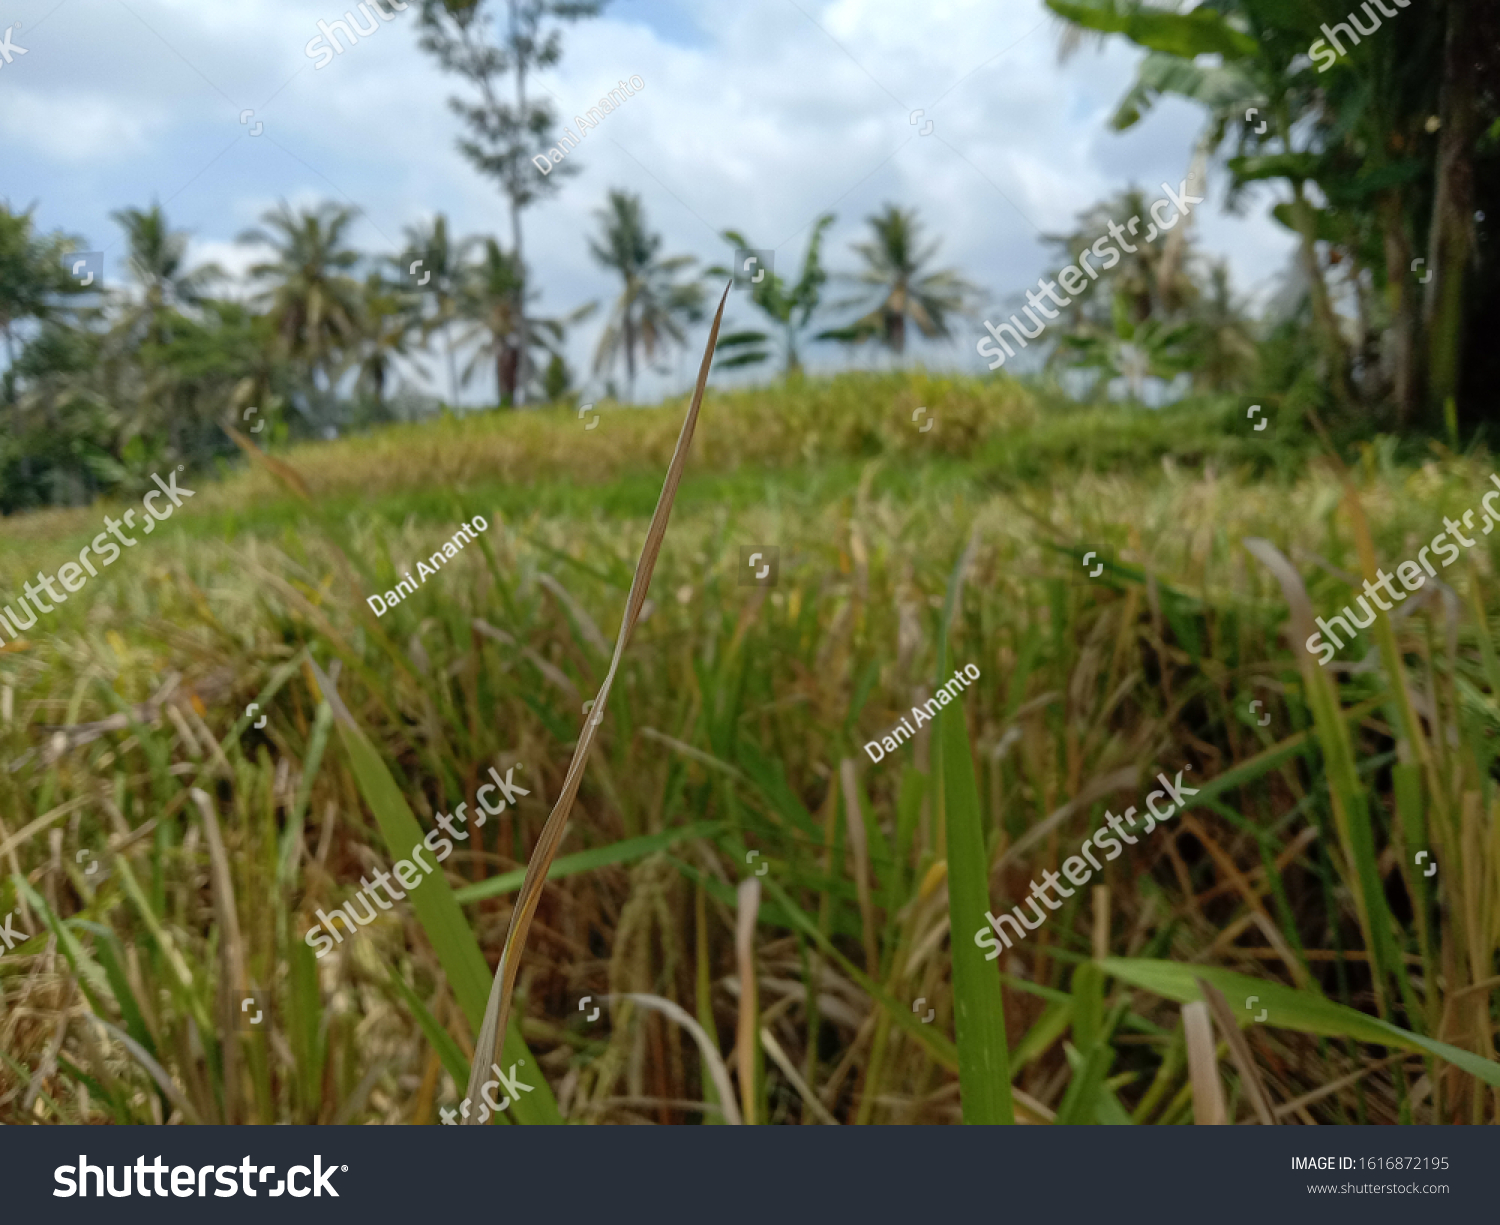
<box><xmin>458</xmin><ymin>237</ymin><xmax>590</xmax><ymax>405</ymax></box>
<box><xmin>1041</xmin><ymin>186</ymin><xmax>1201</xmax><ymax>335</ymax></box>
<box><xmin>823</xmin><ymin>204</ymin><xmax>980</xmax><ymax>360</ymax></box>
<box><xmin>588</xmin><ymin>190</ymin><xmax>703</xmax><ymax>400</ymax></box>
<box><xmin>396</xmin><ymin>214</ymin><xmax>475</xmax><ymax>405</ymax></box>
<box><xmin>0</xmin><ymin>202</ymin><xmax>80</xmax><ymax>369</ymax></box>
<box><xmin>111</xmin><ymin>203</ymin><xmax>222</xmax><ymax>348</ymax></box>
<box><xmin>1421</xmin><ymin>0</ymin><xmax>1480</xmax><ymax>422</ymax></box>
<box><xmin>417</xmin><ymin>0</ymin><xmax>605</xmax><ymax>405</ymax></box>
<box><xmin>237</xmin><ymin>201</ymin><xmax>364</xmax><ymax>424</ymax></box>
<box><xmin>357</xmin><ymin>271</ymin><xmax>426</xmax><ymax>410</ymax></box>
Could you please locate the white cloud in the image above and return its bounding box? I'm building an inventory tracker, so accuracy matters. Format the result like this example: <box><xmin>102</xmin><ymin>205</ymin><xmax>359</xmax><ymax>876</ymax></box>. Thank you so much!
<box><xmin>188</xmin><ymin>237</ymin><xmax>263</xmax><ymax>291</ymax></box>
<box><xmin>0</xmin><ymin>90</ymin><xmax>163</xmax><ymax>163</ymax></box>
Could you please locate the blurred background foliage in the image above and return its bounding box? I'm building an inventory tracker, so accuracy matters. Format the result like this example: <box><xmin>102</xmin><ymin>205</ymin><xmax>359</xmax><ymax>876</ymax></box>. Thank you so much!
<box><xmin>4</xmin><ymin>0</ymin><xmax>1495</xmax><ymax>511</ymax></box>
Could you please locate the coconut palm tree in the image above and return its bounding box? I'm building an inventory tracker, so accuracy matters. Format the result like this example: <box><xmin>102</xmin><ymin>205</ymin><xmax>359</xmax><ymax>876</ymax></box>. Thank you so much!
<box><xmin>111</xmin><ymin>203</ymin><xmax>222</xmax><ymax>347</ymax></box>
<box><xmin>356</xmin><ymin>272</ymin><xmax>426</xmax><ymax>409</ymax></box>
<box><xmin>1042</xmin><ymin>186</ymin><xmax>1202</xmax><ymax>335</ymax></box>
<box><xmin>458</xmin><ymin>238</ymin><xmax>590</xmax><ymax>406</ymax></box>
<box><xmin>0</xmin><ymin>201</ymin><xmax>82</xmax><ymax>368</ymax></box>
<box><xmin>395</xmin><ymin>214</ymin><xmax>474</xmax><ymax>406</ymax></box>
<box><xmin>823</xmin><ymin>204</ymin><xmax>980</xmax><ymax>360</ymax></box>
<box><xmin>96</xmin><ymin>204</ymin><xmax>226</xmax><ymax>461</ymax></box>
<box><xmin>587</xmin><ymin>189</ymin><xmax>704</xmax><ymax>401</ymax></box>
<box><xmin>237</xmin><ymin>201</ymin><xmax>364</xmax><ymax>410</ymax></box>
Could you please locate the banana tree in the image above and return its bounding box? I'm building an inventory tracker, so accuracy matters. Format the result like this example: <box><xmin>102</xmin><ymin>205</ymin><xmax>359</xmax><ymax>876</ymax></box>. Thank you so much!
<box><xmin>1045</xmin><ymin>0</ymin><xmax>1359</xmax><ymax>410</ymax></box>
<box><xmin>707</xmin><ymin>214</ymin><xmax>834</xmax><ymax>377</ymax></box>
<box><xmin>1052</xmin><ymin>288</ymin><xmax>1199</xmax><ymax>401</ymax></box>
<box><xmin>1045</xmin><ymin>0</ymin><xmax>1490</xmax><ymax>427</ymax></box>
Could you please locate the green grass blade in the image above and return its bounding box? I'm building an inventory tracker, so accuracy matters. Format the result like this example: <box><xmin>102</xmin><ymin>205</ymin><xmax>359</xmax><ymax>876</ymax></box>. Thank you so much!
<box><xmin>286</xmin><ymin>925</ymin><xmax>326</xmax><ymax>1122</ymax></box>
<box><xmin>73</xmin><ymin>921</ymin><xmax>156</xmax><ymax>1057</ymax></box>
<box><xmin>1012</xmin><ymin>998</ymin><xmax>1072</xmax><ymax>1071</ymax></box>
<box><xmin>931</xmin><ymin>535</ymin><xmax>1013</xmax><ymax>1124</ymax></box>
<box><xmin>280</xmin><ymin>696</ymin><xmax>334</xmax><ymax>891</ymax></box>
<box><xmin>386</xmin><ymin>966</ymin><xmax>472</xmax><ymax>1092</ymax></box>
<box><xmin>1102</xmin><ymin>958</ymin><xmax>1500</xmax><ymax>1089</ymax></box>
<box><xmin>1054</xmin><ymin>1040</ymin><xmax>1112</xmax><ymax>1124</ymax></box>
<box><xmin>12</xmin><ymin>878</ymin><xmax>109</xmax><ymax>1001</ymax></box>
<box><xmin>759</xmin><ymin>876</ymin><xmax>959</xmax><ymax>1070</ymax></box>
<box><xmin>452</xmin><ymin>822</ymin><xmax>722</xmax><ymax>904</ymax></box>
<box><xmin>311</xmin><ymin>660</ymin><xmax>561</xmax><ymax>1124</ymax></box>
<box><xmin>938</xmin><ymin>697</ymin><xmax>1015</xmax><ymax>1124</ymax></box>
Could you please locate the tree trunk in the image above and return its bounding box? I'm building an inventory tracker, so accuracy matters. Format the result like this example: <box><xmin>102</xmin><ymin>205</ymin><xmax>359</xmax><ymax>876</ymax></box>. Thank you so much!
<box><xmin>1349</xmin><ymin>257</ymin><xmax>1375</xmax><ymax>399</ymax></box>
<box><xmin>1423</xmin><ymin>0</ymin><xmax>1477</xmax><ymax>424</ymax></box>
<box><xmin>509</xmin><ymin>197</ymin><xmax>528</xmax><ymax>410</ymax></box>
<box><xmin>509</xmin><ymin>0</ymin><xmax>529</xmax><ymax>409</ymax></box>
<box><xmin>1289</xmin><ymin>181</ymin><xmax>1352</xmax><ymax>411</ymax></box>
<box><xmin>446</xmin><ymin>329</ymin><xmax>460</xmax><ymax>409</ymax></box>
<box><xmin>497</xmin><ymin>342</ymin><xmax>519</xmax><ymax>408</ymax></box>
<box><xmin>624</xmin><ymin>307</ymin><xmax>637</xmax><ymax>403</ymax></box>
<box><xmin>1164</xmin><ymin>149</ymin><xmax>1205</xmax><ymax>306</ymax></box>
<box><xmin>1379</xmin><ymin>191</ymin><xmax>1421</xmax><ymax>427</ymax></box>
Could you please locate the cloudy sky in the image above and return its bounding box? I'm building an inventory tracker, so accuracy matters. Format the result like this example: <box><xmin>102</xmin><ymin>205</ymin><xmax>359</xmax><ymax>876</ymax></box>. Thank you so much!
<box><xmin>4</xmin><ymin>0</ymin><xmax>1296</xmax><ymax>404</ymax></box>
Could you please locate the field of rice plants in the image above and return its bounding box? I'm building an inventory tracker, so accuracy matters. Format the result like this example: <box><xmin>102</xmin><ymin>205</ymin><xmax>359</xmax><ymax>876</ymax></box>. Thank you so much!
<box><xmin>2</xmin><ymin>369</ymin><xmax>1497</xmax><ymax>1125</ymax></box>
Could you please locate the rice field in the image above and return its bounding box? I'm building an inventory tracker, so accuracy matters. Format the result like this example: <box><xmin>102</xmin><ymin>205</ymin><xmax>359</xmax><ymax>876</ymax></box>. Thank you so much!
<box><xmin>1</xmin><ymin>369</ymin><xmax>1497</xmax><ymax>1125</ymax></box>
